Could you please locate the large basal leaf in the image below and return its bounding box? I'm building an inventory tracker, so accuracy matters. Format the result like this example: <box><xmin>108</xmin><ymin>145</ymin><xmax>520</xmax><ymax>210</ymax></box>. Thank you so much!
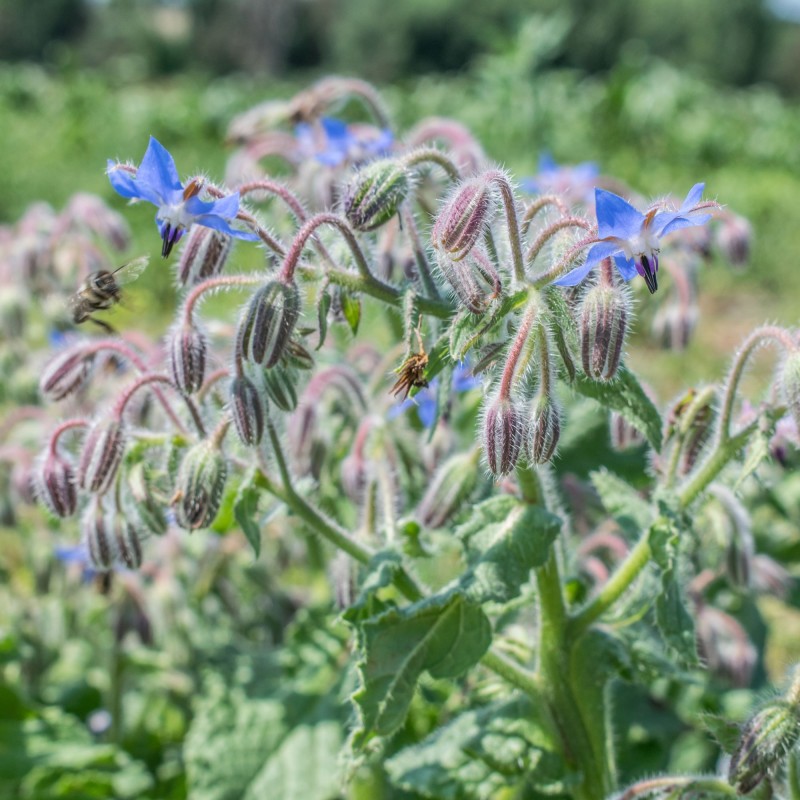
<box><xmin>573</xmin><ymin>366</ymin><xmax>662</xmax><ymax>452</ymax></box>
<box><xmin>385</xmin><ymin>696</ymin><xmax>574</xmax><ymax>799</ymax></box>
<box><xmin>456</xmin><ymin>496</ymin><xmax>561</xmax><ymax>604</ymax></box>
<box><xmin>353</xmin><ymin>591</ymin><xmax>492</xmax><ymax>742</ymax></box>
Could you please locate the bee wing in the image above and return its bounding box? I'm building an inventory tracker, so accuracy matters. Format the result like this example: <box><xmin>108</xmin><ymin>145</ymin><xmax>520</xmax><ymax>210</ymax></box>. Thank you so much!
<box><xmin>112</xmin><ymin>256</ymin><xmax>150</xmax><ymax>287</ymax></box>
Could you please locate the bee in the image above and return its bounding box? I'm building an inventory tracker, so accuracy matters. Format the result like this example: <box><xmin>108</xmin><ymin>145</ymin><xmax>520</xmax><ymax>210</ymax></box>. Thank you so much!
<box><xmin>69</xmin><ymin>256</ymin><xmax>149</xmax><ymax>333</ymax></box>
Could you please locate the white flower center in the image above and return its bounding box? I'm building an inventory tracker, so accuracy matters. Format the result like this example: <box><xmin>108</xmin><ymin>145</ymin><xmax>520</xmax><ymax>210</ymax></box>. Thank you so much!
<box><xmin>157</xmin><ymin>202</ymin><xmax>194</xmax><ymax>230</ymax></box>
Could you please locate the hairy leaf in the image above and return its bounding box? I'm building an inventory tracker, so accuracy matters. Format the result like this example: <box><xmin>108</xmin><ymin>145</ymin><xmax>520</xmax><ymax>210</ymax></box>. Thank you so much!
<box><xmin>234</xmin><ymin>481</ymin><xmax>262</xmax><ymax>558</ymax></box>
<box><xmin>591</xmin><ymin>468</ymin><xmax>652</xmax><ymax>537</ymax></box>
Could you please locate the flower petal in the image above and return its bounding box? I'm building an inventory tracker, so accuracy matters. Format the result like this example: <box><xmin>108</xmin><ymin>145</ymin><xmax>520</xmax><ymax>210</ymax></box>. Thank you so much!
<box><xmin>584</xmin><ymin>240</ymin><xmax>624</xmax><ymax>267</ymax></box>
<box><xmin>613</xmin><ymin>255</ymin><xmax>638</xmax><ymax>281</ymax></box>
<box><xmin>660</xmin><ymin>213</ymin><xmax>712</xmax><ymax>237</ymax></box>
<box><xmin>185</xmin><ymin>192</ymin><xmax>240</xmax><ymax>220</ymax></box>
<box><xmin>680</xmin><ymin>182</ymin><xmax>705</xmax><ymax>211</ymax></box>
<box><xmin>107</xmin><ymin>162</ymin><xmax>164</xmax><ymax>206</ymax></box>
<box><xmin>594</xmin><ymin>188</ymin><xmax>644</xmax><ymax>239</ymax></box>
<box><xmin>552</xmin><ymin>259</ymin><xmax>595</xmax><ymax>287</ymax></box>
<box><xmin>136</xmin><ymin>137</ymin><xmax>182</xmax><ymax>200</ymax></box>
<box><xmin>192</xmin><ymin>214</ymin><xmax>260</xmax><ymax>241</ymax></box>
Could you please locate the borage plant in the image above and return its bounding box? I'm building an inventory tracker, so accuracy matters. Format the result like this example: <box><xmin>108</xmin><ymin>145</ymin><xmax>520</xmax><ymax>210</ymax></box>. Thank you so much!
<box><xmin>34</xmin><ymin>77</ymin><xmax>800</xmax><ymax>799</ymax></box>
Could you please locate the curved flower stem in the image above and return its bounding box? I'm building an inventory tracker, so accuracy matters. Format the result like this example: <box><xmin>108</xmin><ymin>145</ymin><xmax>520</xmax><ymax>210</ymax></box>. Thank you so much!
<box><xmin>204</xmin><ymin>184</ymin><xmax>286</xmax><ymax>255</ymax></box>
<box><xmin>402</xmin><ymin>148</ymin><xmax>461</xmax><ymax>182</ymax></box>
<box><xmin>521</xmin><ymin>195</ymin><xmax>569</xmax><ymax>234</ymax></box>
<box><xmin>617</xmin><ymin>776</ymin><xmax>737</xmax><ymax>800</ymax></box>
<box><xmin>531</xmin><ymin>232</ymin><xmax>598</xmax><ymax>289</ymax></box>
<box><xmin>181</xmin><ymin>274</ymin><xmax>264</xmax><ymax>323</ymax></box>
<box><xmin>498</xmin><ymin>299</ymin><xmax>539</xmax><ymax>399</ymax></box>
<box><xmin>114</xmin><ymin>373</ymin><xmax>206</xmax><ymax>437</ymax></box>
<box><xmin>48</xmin><ymin>418</ymin><xmax>89</xmax><ymax>456</ymax></box>
<box><xmin>197</xmin><ymin>368</ymin><xmax>230</xmax><ymax>403</ymax></box>
<box><xmin>569</xmin><ymin>532</ymin><xmax>652</xmax><ymax>637</ymax></box>
<box><xmin>715</xmin><ymin>325</ymin><xmax>796</xmax><ymax>446</ymax></box>
<box><xmin>486</xmin><ymin>170</ymin><xmax>526</xmax><ymax>284</ymax></box>
<box><xmin>303</xmin><ymin>76</ymin><xmax>392</xmax><ymax>128</ymax></box>
<box><xmin>400</xmin><ymin>206</ymin><xmax>441</xmax><ymax>300</ymax></box>
<box><xmin>525</xmin><ymin>217</ymin><xmax>593</xmax><ymax>265</ymax></box>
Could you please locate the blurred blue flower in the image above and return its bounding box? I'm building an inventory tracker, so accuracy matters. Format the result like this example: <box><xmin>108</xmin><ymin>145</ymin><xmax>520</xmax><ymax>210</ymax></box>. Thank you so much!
<box><xmin>54</xmin><ymin>543</ymin><xmax>98</xmax><ymax>583</ymax></box>
<box><xmin>521</xmin><ymin>153</ymin><xmax>599</xmax><ymax>204</ymax></box>
<box><xmin>554</xmin><ymin>183</ymin><xmax>711</xmax><ymax>294</ymax></box>
<box><xmin>295</xmin><ymin>117</ymin><xmax>393</xmax><ymax>167</ymax></box>
<box><xmin>107</xmin><ymin>136</ymin><xmax>259</xmax><ymax>257</ymax></box>
<box><xmin>391</xmin><ymin>361</ymin><xmax>480</xmax><ymax>428</ymax></box>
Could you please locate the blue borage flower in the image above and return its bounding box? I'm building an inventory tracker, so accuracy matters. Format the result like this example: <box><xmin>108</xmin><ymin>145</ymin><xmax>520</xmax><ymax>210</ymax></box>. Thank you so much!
<box><xmin>107</xmin><ymin>136</ymin><xmax>259</xmax><ymax>257</ymax></box>
<box><xmin>521</xmin><ymin>153</ymin><xmax>599</xmax><ymax>203</ymax></box>
<box><xmin>555</xmin><ymin>184</ymin><xmax>712</xmax><ymax>294</ymax></box>
<box><xmin>295</xmin><ymin>117</ymin><xmax>393</xmax><ymax>167</ymax></box>
<box><xmin>390</xmin><ymin>361</ymin><xmax>481</xmax><ymax>428</ymax></box>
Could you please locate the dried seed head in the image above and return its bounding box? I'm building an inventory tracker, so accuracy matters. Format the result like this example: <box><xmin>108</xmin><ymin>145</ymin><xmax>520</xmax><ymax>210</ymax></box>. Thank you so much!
<box><xmin>40</xmin><ymin>348</ymin><xmax>95</xmax><ymax>402</ymax></box>
<box><xmin>78</xmin><ymin>418</ymin><xmax>126</xmax><ymax>494</ymax></box>
<box><xmin>35</xmin><ymin>450</ymin><xmax>77</xmax><ymax>518</ymax></box>
<box><xmin>168</xmin><ymin>318</ymin><xmax>208</xmax><ymax>395</ymax></box>
<box><xmin>780</xmin><ymin>349</ymin><xmax>800</xmax><ymax>432</ymax></box>
<box><xmin>527</xmin><ymin>394</ymin><xmax>561</xmax><ymax>465</ymax></box>
<box><xmin>230</xmin><ymin>374</ymin><xmax>266</xmax><ymax>445</ymax></box>
<box><xmin>114</xmin><ymin>518</ymin><xmax>143</xmax><ymax>570</ymax></box>
<box><xmin>579</xmin><ymin>283</ymin><xmax>630</xmax><ymax>381</ymax></box>
<box><xmin>483</xmin><ymin>395</ymin><xmax>525</xmax><ymax>476</ymax></box>
<box><xmin>729</xmin><ymin>699</ymin><xmax>800</xmax><ymax>794</ymax></box>
<box><xmin>417</xmin><ymin>450</ymin><xmax>478</xmax><ymax>529</ymax></box>
<box><xmin>432</xmin><ymin>175</ymin><xmax>496</xmax><ymax>260</ymax></box>
<box><xmin>342</xmin><ymin>158</ymin><xmax>410</xmax><ymax>232</ymax></box>
<box><xmin>173</xmin><ymin>442</ymin><xmax>228</xmax><ymax>530</ymax></box>
<box><xmin>177</xmin><ymin>227</ymin><xmax>233</xmax><ymax>286</ymax></box>
<box><xmin>237</xmin><ymin>279</ymin><xmax>301</xmax><ymax>368</ymax></box>
<box><xmin>82</xmin><ymin>504</ymin><xmax>117</xmax><ymax>571</ymax></box>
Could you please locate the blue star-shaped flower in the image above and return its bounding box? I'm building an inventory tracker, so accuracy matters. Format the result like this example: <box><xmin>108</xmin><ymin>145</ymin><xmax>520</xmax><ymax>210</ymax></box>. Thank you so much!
<box><xmin>107</xmin><ymin>137</ymin><xmax>259</xmax><ymax>257</ymax></box>
<box><xmin>295</xmin><ymin>117</ymin><xmax>393</xmax><ymax>167</ymax></box>
<box><xmin>554</xmin><ymin>184</ymin><xmax>711</xmax><ymax>294</ymax></box>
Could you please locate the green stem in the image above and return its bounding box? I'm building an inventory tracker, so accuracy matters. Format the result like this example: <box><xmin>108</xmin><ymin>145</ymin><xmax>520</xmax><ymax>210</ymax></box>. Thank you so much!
<box><xmin>570</xmin><ymin>533</ymin><xmax>652</xmax><ymax>637</ymax></box>
<box><xmin>401</xmin><ymin>206</ymin><xmax>441</xmax><ymax>301</ymax></box>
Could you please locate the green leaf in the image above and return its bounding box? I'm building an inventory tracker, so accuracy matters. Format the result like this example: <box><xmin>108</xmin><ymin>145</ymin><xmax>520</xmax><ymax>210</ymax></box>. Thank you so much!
<box><xmin>340</xmin><ymin>290</ymin><xmax>361</xmax><ymax>335</ymax></box>
<box><xmin>591</xmin><ymin>469</ymin><xmax>652</xmax><ymax>537</ymax></box>
<box><xmin>353</xmin><ymin>592</ymin><xmax>492</xmax><ymax>742</ymax></box>
<box><xmin>342</xmin><ymin>550</ymin><xmax>404</xmax><ymax>624</ymax></box>
<box><xmin>448</xmin><ymin>290</ymin><xmax>527</xmax><ymax>361</ymax></box>
<box><xmin>457</xmin><ymin>496</ymin><xmax>561</xmax><ymax>604</ymax></box>
<box><xmin>655</xmin><ymin>566</ymin><xmax>697</xmax><ymax>664</ymax></box>
<box><xmin>385</xmin><ymin>696</ymin><xmax>574</xmax><ymax>799</ymax></box>
<box><xmin>315</xmin><ymin>287</ymin><xmax>331</xmax><ymax>350</ymax></box>
<box><xmin>574</xmin><ymin>366</ymin><xmax>663</xmax><ymax>452</ymax></box>
<box><xmin>234</xmin><ymin>481</ymin><xmax>262</xmax><ymax>558</ymax></box>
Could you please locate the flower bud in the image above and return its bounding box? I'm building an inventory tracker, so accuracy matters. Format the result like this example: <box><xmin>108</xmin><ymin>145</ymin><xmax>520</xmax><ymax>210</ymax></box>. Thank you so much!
<box><xmin>78</xmin><ymin>418</ymin><xmax>126</xmax><ymax>494</ymax></box>
<box><xmin>259</xmin><ymin>364</ymin><xmax>298</xmax><ymax>412</ymax></box>
<box><xmin>780</xmin><ymin>349</ymin><xmax>800</xmax><ymax>432</ymax></box>
<box><xmin>432</xmin><ymin>175</ymin><xmax>496</xmax><ymax>260</ymax></box>
<box><xmin>230</xmin><ymin>375</ymin><xmax>266</xmax><ymax>445</ymax></box>
<box><xmin>342</xmin><ymin>158</ymin><xmax>409</xmax><ymax>232</ymax></box>
<box><xmin>483</xmin><ymin>395</ymin><xmax>525</xmax><ymax>476</ymax></box>
<box><xmin>173</xmin><ymin>442</ymin><xmax>228</xmax><ymax>530</ymax></box>
<box><xmin>40</xmin><ymin>348</ymin><xmax>94</xmax><ymax>402</ymax></box>
<box><xmin>177</xmin><ymin>227</ymin><xmax>233</xmax><ymax>286</ymax></box>
<box><xmin>35</xmin><ymin>450</ymin><xmax>77</xmax><ymax>518</ymax></box>
<box><xmin>417</xmin><ymin>451</ymin><xmax>479</xmax><ymax>529</ymax></box>
<box><xmin>237</xmin><ymin>279</ymin><xmax>301</xmax><ymax>368</ymax></box>
<box><xmin>82</xmin><ymin>504</ymin><xmax>117</xmax><ymax>571</ymax></box>
<box><xmin>436</xmin><ymin>246</ymin><xmax>501</xmax><ymax>314</ymax></box>
<box><xmin>609</xmin><ymin>411</ymin><xmax>644</xmax><ymax>451</ymax></box>
<box><xmin>729</xmin><ymin>699</ymin><xmax>800</xmax><ymax>794</ymax></box>
<box><xmin>650</xmin><ymin>301</ymin><xmax>698</xmax><ymax>351</ymax></box>
<box><xmin>340</xmin><ymin>451</ymin><xmax>368</xmax><ymax>504</ymax></box>
<box><xmin>127</xmin><ymin>462</ymin><xmax>168</xmax><ymax>536</ymax></box>
<box><xmin>168</xmin><ymin>319</ymin><xmax>208</xmax><ymax>395</ymax></box>
<box><xmin>579</xmin><ymin>283</ymin><xmax>630</xmax><ymax>381</ymax></box>
<box><xmin>114</xmin><ymin>519</ymin><xmax>143</xmax><ymax>570</ymax></box>
<box><xmin>0</xmin><ymin>286</ymin><xmax>28</xmax><ymax>340</ymax></box>
<box><xmin>695</xmin><ymin>603</ymin><xmax>756</xmax><ymax>688</ymax></box>
<box><xmin>716</xmin><ymin>213</ymin><xmax>752</xmax><ymax>268</ymax></box>
<box><xmin>527</xmin><ymin>394</ymin><xmax>561</xmax><ymax>465</ymax></box>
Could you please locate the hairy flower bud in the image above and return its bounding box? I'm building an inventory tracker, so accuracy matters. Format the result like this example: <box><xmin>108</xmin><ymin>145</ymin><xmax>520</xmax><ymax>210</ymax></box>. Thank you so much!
<box><xmin>177</xmin><ymin>227</ymin><xmax>233</xmax><ymax>286</ymax></box>
<box><xmin>35</xmin><ymin>450</ymin><xmax>77</xmax><ymax>518</ymax></box>
<box><xmin>127</xmin><ymin>462</ymin><xmax>168</xmax><ymax>536</ymax></box>
<box><xmin>260</xmin><ymin>364</ymin><xmax>298</xmax><ymax>412</ymax></box>
<box><xmin>78</xmin><ymin>418</ymin><xmax>126</xmax><ymax>494</ymax></box>
<box><xmin>651</xmin><ymin>301</ymin><xmax>698</xmax><ymax>351</ymax></box>
<box><xmin>483</xmin><ymin>396</ymin><xmax>525</xmax><ymax>476</ymax></box>
<box><xmin>82</xmin><ymin>504</ymin><xmax>117</xmax><ymax>571</ymax></box>
<box><xmin>609</xmin><ymin>411</ymin><xmax>644</xmax><ymax>451</ymax></box>
<box><xmin>342</xmin><ymin>158</ymin><xmax>409</xmax><ymax>231</ymax></box>
<box><xmin>237</xmin><ymin>279</ymin><xmax>301</xmax><ymax>368</ymax></box>
<box><xmin>114</xmin><ymin>518</ymin><xmax>143</xmax><ymax>570</ymax></box>
<box><xmin>729</xmin><ymin>699</ymin><xmax>800</xmax><ymax>794</ymax></box>
<box><xmin>173</xmin><ymin>442</ymin><xmax>228</xmax><ymax>530</ymax></box>
<box><xmin>527</xmin><ymin>394</ymin><xmax>561</xmax><ymax>465</ymax></box>
<box><xmin>580</xmin><ymin>283</ymin><xmax>630</xmax><ymax>381</ymax></box>
<box><xmin>436</xmin><ymin>246</ymin><xmax>501</xmax><ymax>314</ymax></box>
<box><xmin>716</xmin><ymin>213</ymin><xmax>752</xmax><ymax>268</ymax></box>
<box><xmin>40</xmin><ymin>348</ymin><xmax>94</xmax><ymax>402</ymax></box>
<box><xmin>417</xmin><ymin>450</ymin><xmax>479</xmax><ymax>529</ymax></box>
<box><xmin>432</xmin><ymin>175</ymin><xmax>496</xmax><ymax>260</ymax></box>
<box><xmin>168</xmin><ymin>319</ymin><xmax>208</xmax><ymax>395</ymax></box>
<box><xmin>695</xmin><ymin>603</ymin><xmax>756</xmax><ymax>688</ymax></box>
<box><xmin>230</xmin><ymin>375</ymin><xmax>266</xmax><ymax>445</ymax></box>
<box><xmin>780</xmin><ymin>350</ymin><xmax>800</xmax><ymax>432</ymax></box>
